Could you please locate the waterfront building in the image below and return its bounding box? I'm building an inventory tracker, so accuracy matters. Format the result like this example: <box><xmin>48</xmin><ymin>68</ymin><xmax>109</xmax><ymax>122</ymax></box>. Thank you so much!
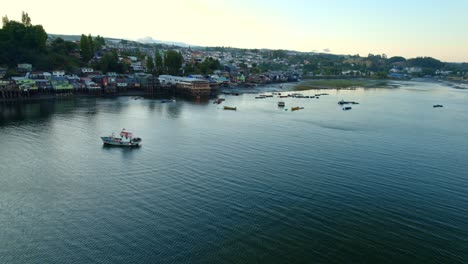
<box><xmin>159</xmin><ymin>75</ymin><xmax>211</xmax><ymax>96</ymax></box>
<box><xmin>81</xmin><ymin>67</ymin><xmax>94</xmax><ymax>75</ymax></box>
<box><xmin>52</xmin><ymin>70</ymin><xmax>65</xmax><ymax>77</ymax></box>
<box><xmin>51</xmin><ymin>77</ymin><xmax>73</xmax><ymax>91</ymax></box>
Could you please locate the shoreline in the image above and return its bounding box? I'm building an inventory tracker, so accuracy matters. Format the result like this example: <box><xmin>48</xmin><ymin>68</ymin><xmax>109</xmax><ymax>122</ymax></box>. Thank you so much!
<box><xmin>3</xmin><ymin>78</ymin><xmax>464</xmax><ymax>103</ymax></box>
<box><xmin>0</xmin><ymin>90</ymin><xmax>148</xmax><ymax>103</ymax></box>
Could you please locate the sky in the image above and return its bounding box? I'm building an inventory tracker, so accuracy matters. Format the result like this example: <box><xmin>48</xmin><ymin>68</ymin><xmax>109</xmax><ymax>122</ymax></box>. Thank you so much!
<box><xmin>2</xmin><ymin>0</ymin><xmax>468</xmax><ymax>62</ymax></box>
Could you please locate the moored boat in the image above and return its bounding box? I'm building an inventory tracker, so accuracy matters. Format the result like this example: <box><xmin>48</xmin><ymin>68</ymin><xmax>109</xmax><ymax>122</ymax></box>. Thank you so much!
<box><xmin>338</xmin><ymin>100</ymin><xmax>359</xmax><ymax>105</ymax></box>
<box><xmin>343</xmin><ymin>106</ymin><xmax>352</xmax><ymax>111</ymax></box>
<box><xmin>223</xmin><ymin>106</ymin><xmax>237</xmax><ymax>111</ymax></box>
<box><xmin>213</xmin><ymin>98</ymin><xmax>223</xmax><ymax>104</ymax></box>
<box><xmin>291</xmin><ymin>106</ymin><xmax>304</xmax><ymax>111</ymax></box>
<box><xmin>278</xmin><ymin>102</ymin><xmax>285</xmax><ymax>107</ymax></box>
<box><xmin>101</xmin><ymin>129</ymin><xmax>142</xmax><ymax>147</ymax></box>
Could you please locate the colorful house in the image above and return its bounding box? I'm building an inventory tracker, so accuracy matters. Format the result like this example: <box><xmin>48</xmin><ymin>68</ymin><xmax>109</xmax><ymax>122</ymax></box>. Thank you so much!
<box><xmin>51</xmin><ymin>77</ymin><xmax>73</xmax><ymax>91</ymax></box>
<box><xmin>14</xmin><ymin>79</ymin><xmax>38</xmax><ymax>91</ymax></box>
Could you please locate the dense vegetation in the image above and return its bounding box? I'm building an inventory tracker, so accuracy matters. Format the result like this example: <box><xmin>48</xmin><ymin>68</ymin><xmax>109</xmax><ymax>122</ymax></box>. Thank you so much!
<box><xmin>184</xmin><ymin>57</ymin><xmax>221</xmax><ymax>75</ymax></box>
<box><xmin>0</xmin><ymin>12</ymin><xmax>83</xmax><ymax>75</ymax></box>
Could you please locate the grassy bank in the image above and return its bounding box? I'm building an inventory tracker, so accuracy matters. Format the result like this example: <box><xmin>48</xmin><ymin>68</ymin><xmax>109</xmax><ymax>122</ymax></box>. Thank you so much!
<box><xmin>294</xmin><ymin>79</ymin><xmax>391</xmax><ymax>91</ymax></box>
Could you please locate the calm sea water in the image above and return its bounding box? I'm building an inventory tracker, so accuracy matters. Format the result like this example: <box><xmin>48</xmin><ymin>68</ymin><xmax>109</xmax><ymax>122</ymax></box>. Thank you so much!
<box><xmin>1</xmin><ymin>81</ymin><xmax>467</xmax><ymax>263</ymax></box>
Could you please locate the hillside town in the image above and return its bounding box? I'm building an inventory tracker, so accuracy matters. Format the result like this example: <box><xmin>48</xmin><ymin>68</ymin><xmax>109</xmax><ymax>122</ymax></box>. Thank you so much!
<box><xmin>1</xmin><ymin>13</ymin><xmax>468</xmax><ymax>100</ymax></box>
<box><xmin>0</xmin><ymin>36</ymin><xmax>306</xmax><ymax>100</ymax></box>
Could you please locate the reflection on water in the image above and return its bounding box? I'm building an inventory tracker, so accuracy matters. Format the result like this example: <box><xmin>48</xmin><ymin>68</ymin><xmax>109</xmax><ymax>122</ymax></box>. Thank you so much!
<box><xmin>1</xmin><ymin>81</ymin><xmax>468</xmax><ymax>264</ymax></box>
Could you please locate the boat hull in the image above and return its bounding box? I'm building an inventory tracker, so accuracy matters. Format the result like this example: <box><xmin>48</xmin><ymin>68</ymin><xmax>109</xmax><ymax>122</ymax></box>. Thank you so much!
<box><xmin>223</xmin><ymin>106</ymin><xmax>237</xmax><ymax>111</ymax></box>
<box><xmin>101</xmin><ymin>137</ymin><xmax>141</xmax><ymax>147</ymax></box>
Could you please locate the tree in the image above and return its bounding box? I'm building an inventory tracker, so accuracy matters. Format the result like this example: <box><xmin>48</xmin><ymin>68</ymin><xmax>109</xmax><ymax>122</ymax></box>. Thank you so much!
<box><xmin>21</xmin><ymin>11</ymin><xmax>31</xmax><ymax>26</ymax></box>
<box><xmin>199</xmin><ymin>57</ymin><xmax>221</xmax><ymax>74</ymax></box>
<box><xmin>154</xmin><ymin>49</ymin><xmax>163</xmax><ymax>75</ymax></box>
<box><xmin>0</xmin><ymin>13</ymin><xmax>83</xmax><ymax>71</ymax></box>
<box><xmin>29</xmin><ymin>25</ymin><xmax>47</xmax><ymax>51</ymax></box>
<box><xmin>388</xmin><ymin>56</ymin><xmax>406</xmax><ymax>64</ymax></box>
<box><xmin>2</xmin><ymin>15</ymin><xmax>8</xmax><ymax>27</ymax></box>
<box><xmin>407</xmin><ymin>57</ymin><xmax>444</xmax><ymax>69</ymax></box>
<box><xmin>0</xmin><ymin>16</ymin><xmax>48</xmax><ymax>67</ymax></box>
<box><xmin>87</xmin><ymin>34</ymin><xmax>94</xmax><ymax>58</ymax></box>
<box><xmin>80</xmin><ymin>34</ymin><xmax>91</xmax><ymax>62</ymax></box>
<box><xmin>376</xmin><ymin>71</ymin><xmax>388</xmax><ymax>79</ymax></box>
<box><xmin>93</xmin><ymin>35</ymin><xmax>105</xmax><ymax>51</ymax></box>
<box><xmin>98</xmin><ymin>50</ymin><xmax>119</xmax><ymax>73</ymax></box>
<box><xmin>164</xmin><ymin>50</ymin><xmax>183</xmax><ymax>75</ymax></box>
<box><xmin>146</xmin><ymin>56</ymin><xmax>154</xmax><ymax>73</ymax></box>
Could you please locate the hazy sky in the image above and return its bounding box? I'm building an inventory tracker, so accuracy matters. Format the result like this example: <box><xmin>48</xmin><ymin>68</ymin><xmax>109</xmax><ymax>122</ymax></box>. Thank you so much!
<box><xmin>3</xmin><ymin>0</ymin><xmax>468</xmax><ymax>62</ymax></box>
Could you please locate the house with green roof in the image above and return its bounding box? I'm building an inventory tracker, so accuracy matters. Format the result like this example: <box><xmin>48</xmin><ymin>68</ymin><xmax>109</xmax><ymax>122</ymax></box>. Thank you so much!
<box><xmin>51</xmin><ymin>78</ymin><xmax>73</xmax><ymax>91</ymax></box>
<box><xmin>14</xmin><ymin>79</ymin><xmax>38</xmax><ymax>91</ymax></box>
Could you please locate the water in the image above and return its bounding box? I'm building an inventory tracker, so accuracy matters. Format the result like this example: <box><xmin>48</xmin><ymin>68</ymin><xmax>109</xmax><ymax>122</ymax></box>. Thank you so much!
<box><xmin>1</xmin><ymin>81</ymin><xmax>467</xmax><ymax>263</ymax></box>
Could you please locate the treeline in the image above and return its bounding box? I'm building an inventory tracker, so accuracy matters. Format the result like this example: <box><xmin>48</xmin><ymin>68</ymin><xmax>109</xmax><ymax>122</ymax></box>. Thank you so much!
<box><xmin>144</xmin><ymin>49</ymin><xmax>183</xmax><ymax>75</ymax></box>
<box><xmin>80</xmin><ymin>34</ymin><xmax>105</xmax><ymax>61</ymax></box>
<box><xmin>0</xmin><ymin>12</ymin><xmax>82</xmax><ymax>75</ymax></box>
<box><xmin>184</xmin><ymin>57</ymin><xmax>221</xmax><ymax>75</ymax></box>
<box><xmin>145</xmin><ymin>49</ymin><xmax>222</xmax><ymax>76</ymax></box>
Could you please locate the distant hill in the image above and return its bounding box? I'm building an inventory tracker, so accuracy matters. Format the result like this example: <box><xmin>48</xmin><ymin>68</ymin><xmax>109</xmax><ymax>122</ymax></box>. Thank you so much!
<box><xmin>48</xmin><ymin>34</ymin><xmax>196</xmax><ymax>48</ymax></box>
<box><xmin>48</xmin><ymin>34</ymin><xmax>81</xmax><ymax>42</ymax></box>
<box><xmin>136</xmin><ymin>36</ymin><xmax>194</xmax><ymax>47</ymax></box>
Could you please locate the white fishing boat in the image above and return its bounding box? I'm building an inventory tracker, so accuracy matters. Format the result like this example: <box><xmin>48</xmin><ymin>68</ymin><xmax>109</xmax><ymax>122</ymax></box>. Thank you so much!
<box><xmin>101</xmin><ymin>129</ymin><xmax>142</xmax><ymax>147</ymax></box>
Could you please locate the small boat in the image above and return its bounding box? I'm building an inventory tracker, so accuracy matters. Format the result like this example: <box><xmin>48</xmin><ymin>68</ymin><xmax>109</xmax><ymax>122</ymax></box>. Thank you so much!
<box><xmin>433</xmin><ymin>104</ymin><xmax>443</xmax><ymax>108</ymax></box>
<box><xmin>278</xmin><ymin>102</ymin><xmax>285</xmax><ymax>107</ymax></box>
<box><xmin>279</xmin><ymin>95</ymin><xmax>288</xmax><ymax>98</ymax></box>
<box><xmin>255</xmin><ymin>96</ymin><xmax>266</xmax><ymax>99</ymax></box>
<box><xmin>343</xmin><ymin>106</ymin><xmax>352</xmax><ymax>111</ymax></box>
<box><xmin>338</xmin><ymin>100</ymin><xmax>359</xmax><ymax>105</ymax></box>
<box><xmin>291</xmin><ymin>106</ymin><xmax>304</xmax><ymax>111</ymax></box>
<box><xmin>223</xmin><ymin>106</ymin><xmax>237</xmax><ymax>111</ymax></box>
<box><xmin>161</xmin><ymin>99</ymin><xmax>175</xmax><ymax>103</ymax></box>
<box><xmin>101</xmin><ymin>129</ymin><xmax>142</xmax><ymax>147</ymax></box>
<box><xmin>213</xmin><ymin>98</ymin><xmax>223</xmax><ymax>104</ymax></box>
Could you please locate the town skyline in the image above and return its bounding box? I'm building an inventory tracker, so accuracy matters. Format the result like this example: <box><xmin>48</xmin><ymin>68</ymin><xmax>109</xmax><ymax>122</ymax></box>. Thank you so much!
<box><xmin>3</xmin><ymin>0</ymin><xmax>468</xmax><ymax>62</ymax></box>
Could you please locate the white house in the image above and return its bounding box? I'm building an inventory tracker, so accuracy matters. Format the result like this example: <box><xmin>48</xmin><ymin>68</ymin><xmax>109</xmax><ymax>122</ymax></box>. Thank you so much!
<box><xmin>128</xmin><ymin>56</ymin><xmax>138</xmax><ymax>62</ymax></box>
<box><xmin>81</xmin><ymin>67</ymin><xmax>94</xmax><ymax>74</ymax></box>
<box><xmin>435</xmin><ymin>70</ymin><xmax>452</xmax><ymax>75</ymax></box>
<box><xmin>52</xmin><ymin>70</ymin><xmax>65</xmax><ymax>77</ymax></box>
<box><xmin>405</xmin><ymin>67</ymin><xmax>423</xmax><ymax>74</ymax></box>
